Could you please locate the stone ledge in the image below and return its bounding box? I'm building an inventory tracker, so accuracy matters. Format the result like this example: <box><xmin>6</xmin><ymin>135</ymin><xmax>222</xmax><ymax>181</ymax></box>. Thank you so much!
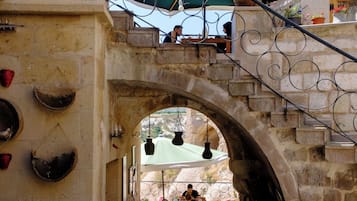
<box><xmin>296</xmin><ymin>127</ymin><xmax>329</xmax><ymax>145</ymax></box>
<box><xmin>156</xmin><ymin>45</ymin><xmax>216</xmax><ymax>64</ymax></box>
<box><xmin>325</xmin><ymin>142</ymin><xmax>356</xmax><ymax>164</ymax></box>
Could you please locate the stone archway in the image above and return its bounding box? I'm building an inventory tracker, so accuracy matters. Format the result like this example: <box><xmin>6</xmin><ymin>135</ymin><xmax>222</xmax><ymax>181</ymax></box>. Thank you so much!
<box><xmin>108</xmin><ymin>65</ymin><xmax>299</xmax><ymax>201</ymax></box>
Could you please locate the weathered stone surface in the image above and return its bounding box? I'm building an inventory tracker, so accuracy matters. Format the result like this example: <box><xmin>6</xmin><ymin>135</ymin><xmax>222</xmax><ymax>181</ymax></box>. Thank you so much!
<box><xmin>345</xmin><ymin>191</ymin><xmax>357</xmax><ymax>201</ymax></box>
<box><xmin>284</xmin><ymin>148</ymin><xmax>308</xmax><ymax>161</ymax></box>
<box><xmin>295</xmin><ymin>165</ymin><xmax>331</xmax><ymax>186</ymax></box>
<box><xmin>274</xmin><ymin>128</ymin><xmax>295</xmax><ymax>142</ymax></box>
<box><xmin>229</xmin><ymin>80</ymin><xmax>256</xmax><ymax>96</ymax></box>
<box><xmin>127</xmin><ymin>28</ymin><xmax>159</xmax><ymax>47</ymax></box>
<box><xmin>309</xmin><ymin>146</ymin><xmax>325</xmax><ymax>162</ymax></box>
<box><xmin>334</xmin><ymin>169</ymin><xmax>357</xmax><ymax>190</ymax></box>
<box><xmin>284</xmin><ymin>93</ymin><xmax>309</xmax><ymax>109</ymax></box>
<box><xmin>156</xmin><ymin>46</ymin><xmax>215</xmax><ymax>64</ymax></box>
<box><xmin>313</xmin><ymin>54</ymin><xmax>344</xmax><ymax>72</ymax></box>
<box><xmin>323</xmin><ymin>188</ymin><xmax>342</xmax><ymax>201</ymax></box>
<box><xmin>309</xmin><ymin>92</ymin><xmax>329</xmax><ymax>111</ymax></box>
<box><xmin>110</xmin><ymin>11</ymin><xmax>134</xmax><ymax>31</ymax></box>
<box><xmin>325</xmin><ymin>143</ymin><xmax>356</xmax><ymax>164</ymax></box>
<box><xmin>248</xmin><ymin>95</ymin><xmax>276</xmax><ymax>112</ymax></box>
<box><xmin>211</xmin><ymin>80</ymin><xmax>229</xmax><ymax>91</ymax></box>
<box><xmin>296</xmin><ymin>127</ymin><xmax>329</xmax><ymax>145</ymax></box>
<box><xmin>299</xmin><ymin>186</ymin><xmax>323</xmax><ymax>201</ymax></box>
<box><xmin>280</xmin><ymin>74</ymin><xmax>303</xmax><ymax>92</ymax></box>
<box><xmin>271</xmin><ymin>112</ymin><xmax>300</xmax><ymax>128</ymax></box>
<box><xmin>207</xmin><ymin>63</ymin><xmax>233</xmax><ymax>81</ymax></box>
<box><xmin>303</xmin><ymin>114</ymin><xmax>332</xmax><ymax>127</ymax></box>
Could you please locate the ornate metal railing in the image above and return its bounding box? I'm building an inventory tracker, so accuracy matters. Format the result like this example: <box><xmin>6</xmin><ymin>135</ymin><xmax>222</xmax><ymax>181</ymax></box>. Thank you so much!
<box><xmin>109</xmin><ymin>0</ymin><xmax>357</xmax><ymax>144</ymax></box>
<box><xmin>238</xmin><ymin>0</ymin><xmax>357</xmax><ymax>144</ymax></box>
<box><xmin>109</xmin><ymin>0</ymin><xmax>234</xmax><ymax>42</ymax></box>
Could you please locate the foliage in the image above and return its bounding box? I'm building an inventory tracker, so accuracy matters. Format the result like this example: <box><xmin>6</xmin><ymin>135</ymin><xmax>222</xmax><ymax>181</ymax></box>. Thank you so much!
<box><xmin>284</xmin><ymin>2</ymin><xmax>302</xmax><ymax>18</ymax></box>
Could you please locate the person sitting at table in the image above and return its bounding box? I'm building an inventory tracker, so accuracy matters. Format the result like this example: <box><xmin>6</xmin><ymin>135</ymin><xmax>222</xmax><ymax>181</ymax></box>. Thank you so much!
<box><xmin>216</xmin><ymin>21</ymin><xmax>232</xmax><ymax>53</ymax></box>
<box><xmin>163</xmin><ymin>25</ymin><xmax>183</xmax><ymax>43</ymax></box>
<box><xmin>181</xmin><ymin>184</ymin><xmax>200</xmax><ymax>201</ymax></box>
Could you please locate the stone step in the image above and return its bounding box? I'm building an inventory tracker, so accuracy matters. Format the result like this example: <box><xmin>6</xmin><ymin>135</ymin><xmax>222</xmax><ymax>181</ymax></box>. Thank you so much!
<box><xmin>127</xmin><ymin>27</ymin><xmax>160</xmax><ymax>48</ymax></box>
<box><xmin>296</xmin><ymin>127</ymin><xmax>329</xmax><ymax>145</ymax></box>
<box><xmin>330</xmin><ymin>132</ymin><xmax>357</xmax><ymax>143</ymax></box>
<box><xmin>325</xmin><ymin>142</ymin><xmax>356</xmax><ymax>164</ymax></box>
<box><xmin>229</xmin><ymin>80</ymin><xmax>256</xmax><ymax>96</ymax></box>
<box><xmin>302</xmin><ymin>114</ymin><xmax>333</xmax><ymax>127</ymax></box>
<box><xmin>111</xmin><ymin>11</ymin><xmax>134</xmax><ymax>31</ymax></box>
<box><xmin>248</xmin><ymin>95</ymin><xmax>278</xmax><ymax>112</ymax></box>
<box><xmin>208</xmin><ymin>63</ymin><xmax>234</xmax><ymax>81</ymax></box>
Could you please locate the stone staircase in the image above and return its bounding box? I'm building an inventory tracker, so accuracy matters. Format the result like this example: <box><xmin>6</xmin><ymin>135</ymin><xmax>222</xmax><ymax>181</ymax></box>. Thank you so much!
<box><xmin>109</xmin><ymin>11</ymin><xmax>357</xmax><ymax>164</ymax></box>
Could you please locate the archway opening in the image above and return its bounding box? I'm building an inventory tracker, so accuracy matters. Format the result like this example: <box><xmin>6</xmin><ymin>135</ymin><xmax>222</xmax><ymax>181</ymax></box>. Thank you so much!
<box><xmin>107</xmin><ymin>82</ymin><xmax>287</xmax><ymax>201</ymax></box>
<box><xmin>139</xmin><ymin>107</ymin><xmax>235</xmax><ymax>201</ymax></box>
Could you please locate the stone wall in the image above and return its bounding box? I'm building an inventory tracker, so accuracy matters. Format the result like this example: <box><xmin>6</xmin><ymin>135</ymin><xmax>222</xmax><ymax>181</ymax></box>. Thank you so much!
<box><xmin>0</xmin><ymin>2</ymin><xmax>114</xmax><ymax>201</ymax></box>
<box><xmin>233</xmin><ymin>6</ymin><xmax>357</xmax><ymax>201</ymax></box>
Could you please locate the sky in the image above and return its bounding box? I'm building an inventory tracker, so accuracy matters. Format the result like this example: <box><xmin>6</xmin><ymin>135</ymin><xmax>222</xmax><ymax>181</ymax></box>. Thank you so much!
<box><xmin>109</xmin><ymin>0</ymin><xmax>234</xmax><ymax>41</ymax></box>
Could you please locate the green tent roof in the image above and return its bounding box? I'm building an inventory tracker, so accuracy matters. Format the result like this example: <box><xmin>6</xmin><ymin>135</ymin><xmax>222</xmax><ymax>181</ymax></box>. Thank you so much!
<box><xmin>141</xmin><ymin>137</ymin><xmax>228</xmax><ymax>171</ymax></box>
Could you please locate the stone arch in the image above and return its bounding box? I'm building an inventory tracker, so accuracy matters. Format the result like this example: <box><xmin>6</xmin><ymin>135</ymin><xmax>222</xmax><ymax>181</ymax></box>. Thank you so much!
<box><xmin>108</xmin><ymin>67</ymin><xmax>299</xmax><ymax>201</ymax></box>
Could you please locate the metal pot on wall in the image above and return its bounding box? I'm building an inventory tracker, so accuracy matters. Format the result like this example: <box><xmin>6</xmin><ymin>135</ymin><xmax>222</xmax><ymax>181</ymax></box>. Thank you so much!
<box><xmin>0</xmin><ymin>153</ymin><xmax>12</xmax><ymax>169</ymax></box>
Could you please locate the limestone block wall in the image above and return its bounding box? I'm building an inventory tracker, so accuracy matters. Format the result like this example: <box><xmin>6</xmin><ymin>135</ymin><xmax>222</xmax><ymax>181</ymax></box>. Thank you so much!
<box><xmin>233</xmin><ymin>6</ymin><xmax>357</xmax><ymax>201</ymax></box>
<box><xmin>234</xmin><ymin>6</ymin><xmax>357</xmax><ymax>134</ymax></box>
<box><xmin>0</xmin><ymin>6</ymin><xmax>111</xmax><ymax>201</ymax></box>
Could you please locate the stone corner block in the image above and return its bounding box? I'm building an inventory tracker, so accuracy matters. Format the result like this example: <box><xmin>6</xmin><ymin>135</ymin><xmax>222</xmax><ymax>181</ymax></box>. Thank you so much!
<box><xmin>127</xmin><ymin>28</ymin><xmax>159</xmax><ymax>48</ymax></box>
<box><xmin>110</xmin><ymin>11</ymin><xmax>134</xmax><ymax>31</ymax></box>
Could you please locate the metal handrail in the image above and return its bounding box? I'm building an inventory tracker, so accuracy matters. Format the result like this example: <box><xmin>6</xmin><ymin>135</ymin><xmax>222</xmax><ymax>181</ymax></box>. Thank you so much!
<box><xmin>251</xmin><ymin>0</ymin><xmax>357</xmax><ymax>61</ymax></box>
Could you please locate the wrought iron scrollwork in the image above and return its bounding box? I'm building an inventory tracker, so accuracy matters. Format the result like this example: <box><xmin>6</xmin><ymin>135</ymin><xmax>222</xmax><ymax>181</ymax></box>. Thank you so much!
<box><xmin>239</xmin><ymin>0</ymin><xmax>357</xmax><ymax>143</ymax></box>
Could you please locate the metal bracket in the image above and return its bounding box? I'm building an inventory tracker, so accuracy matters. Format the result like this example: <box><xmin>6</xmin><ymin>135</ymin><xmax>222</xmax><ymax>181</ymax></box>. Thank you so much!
<box><xmin>0</xmin><ymin>18</ymin><xmax>24</xmax><ymax>32</ymax></box>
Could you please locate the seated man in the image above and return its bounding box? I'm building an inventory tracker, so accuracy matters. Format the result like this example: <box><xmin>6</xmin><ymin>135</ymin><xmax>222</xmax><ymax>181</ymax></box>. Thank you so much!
<box><xmin>163</xmin><ymin>25</ymin><xmax>183</xmax><ymax>43</ymax></box>
<box><xmin>181</xmin><ymin>184</ymin><xmax>200</xmax><ymax>201</ymax></box>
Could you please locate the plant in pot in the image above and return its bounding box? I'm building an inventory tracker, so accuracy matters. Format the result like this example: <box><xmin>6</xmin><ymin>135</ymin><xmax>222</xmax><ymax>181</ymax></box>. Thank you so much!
<box><xmin>311</xmin><ymin>12</ymin><xmax>325</xmax><ymax>24</ymax></box>
<box><xmin>284</xmin><ymin>2</ymin><xmax>302</xmax><ymax>26</ymax></box>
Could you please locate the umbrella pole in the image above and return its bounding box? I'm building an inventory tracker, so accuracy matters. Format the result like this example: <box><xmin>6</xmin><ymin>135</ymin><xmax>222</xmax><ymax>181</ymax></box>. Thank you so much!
<box><xmin>203</xmin><ymin>3</ymin><xmax>206</xmax><ymax>38</ymax></box>
<box><xmin>162</xmin><ymin>170</ymin><xmax>165</xmax><ymax>200</ymax></box>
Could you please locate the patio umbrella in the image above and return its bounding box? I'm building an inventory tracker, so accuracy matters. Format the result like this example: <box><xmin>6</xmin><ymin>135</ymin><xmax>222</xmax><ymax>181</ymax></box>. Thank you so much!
<box><xmin>141</xmin><ymin>137</ymin><xmax>228</xmax><ymax>200</ymax></box>
<box><xmin>128</xmin><ymin>0</ymin><xmax>236</xmax><ymax>37</ymax></box>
